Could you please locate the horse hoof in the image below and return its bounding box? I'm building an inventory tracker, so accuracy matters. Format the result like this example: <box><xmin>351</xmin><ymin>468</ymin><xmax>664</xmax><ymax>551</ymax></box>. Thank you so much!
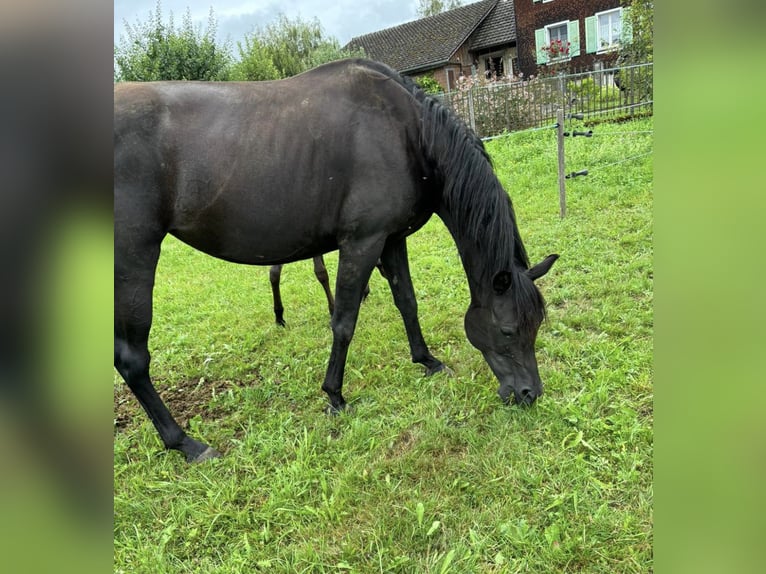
<box><xmin>325</xmin><ymin>403</ymin><xmax>348</xmax><ymax>416</ymax></box>
<box><xmin>425</xmin><ymin>363</ymin><xmax>451</xmax><ymax>377</ymax></box>
<box><xmin>189</xmin><ymin>446</ymin><xmax>222</xmax><ymax>463</ymax></box>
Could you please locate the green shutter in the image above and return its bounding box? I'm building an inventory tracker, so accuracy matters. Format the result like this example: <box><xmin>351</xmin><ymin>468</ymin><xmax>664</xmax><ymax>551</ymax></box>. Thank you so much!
<box><xmin>585</xmin><ymin>15</ymin><xmax>598</xmax><ymax>54</ymax></box>
<box><xmin>535</xmin><ymin>28</ymin><xmax>547</xmax><ymax>64</ymax></box>
<box><xmin>621</xmin><ymin>7</ymin><xmax>633</xmax><ymax>45</ymax></box>
<box><xmin>568</xmin><ymin>20</ymin><xmax>581</xmax><ymax>57</ymax></box>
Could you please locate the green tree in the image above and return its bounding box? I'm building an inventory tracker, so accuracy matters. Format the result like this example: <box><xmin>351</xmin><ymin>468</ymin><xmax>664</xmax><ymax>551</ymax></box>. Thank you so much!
<box><xmin>231</xmin><ymin>36</ymin><xmax>280</xmax><ymax>81</ymax></box>
<box><xmin>114</xmin><ymin>1</ymin><xmax>231</xmax><ymax>81</ymax></box>
<box><xmin>235</xmin><ymin>14</ymin><xmax>364</xmax><ymax>80</ymax></box>
<box><xmin>618</xmin><ymin>0</ymin><xmax>653</xmax><ymax>65</ymax></box>
<box><xmin>616</xmin><ymin>0</ymin><xmax>653</xmax><ymax>100</ymax></box>
<box><xmin>416</xmin><ymin>0</ymin><xmax>463</xmax><ymax>18</ymax></box>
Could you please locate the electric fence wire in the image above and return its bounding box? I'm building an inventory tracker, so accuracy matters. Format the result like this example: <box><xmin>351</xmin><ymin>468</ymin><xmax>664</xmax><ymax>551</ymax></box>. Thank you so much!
<box><xmin>591</xmin><ymin>130</ymin><xmax>653</xmax><ymax>136</ymax></box>
<box><xmin>587</xmin><ymin>150</ymin><xmax>653</xmax><ymax>175</ymax></box>
<box><xmin>480</xmin><ymin>122</ymin><xmax>559</xmax><ymax>142</ymax></box>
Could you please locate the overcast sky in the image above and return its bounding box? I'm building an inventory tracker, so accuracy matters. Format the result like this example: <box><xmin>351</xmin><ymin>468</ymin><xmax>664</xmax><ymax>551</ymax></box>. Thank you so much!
<box><xmin>114</xmin><ymin>1</ymin><xmax>423</xmax><ymax>48</ymax></box>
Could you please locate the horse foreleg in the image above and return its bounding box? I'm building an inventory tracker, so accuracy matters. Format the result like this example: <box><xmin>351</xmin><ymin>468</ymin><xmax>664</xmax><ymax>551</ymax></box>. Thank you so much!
<box><xmin>321</xmin><ymin>240</ymin><xmax>383</xmax><ymax>412</ymax></box>
<box><xmin>380</xmin><ymin>237</ymin><xmax>445</xmax><ymax>375</ymax></box>
<box><xmin>269</xmin><ymin>264</ymin><xmax>286</xmax><ymax>326</ymax></box>
<box><xmin>312</xmin><ymin>256</ymin><xmax>335</xmax><ymax>317</ymax></box>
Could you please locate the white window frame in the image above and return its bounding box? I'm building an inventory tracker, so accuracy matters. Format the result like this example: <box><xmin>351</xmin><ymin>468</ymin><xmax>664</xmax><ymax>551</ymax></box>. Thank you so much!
<box><xmin>595</xmin><ymin>7</ymin><xmax>623</xmax><ymax>53</ymax></box>
<box><xmin>445</xmin><ymin>67</ymin><xmax>458</xmax><ymax>92</ymax></box>
<box><xmin>544</xmin><ymin>20</ymin><xmax>571</xmax><ymax>63</ymax></box>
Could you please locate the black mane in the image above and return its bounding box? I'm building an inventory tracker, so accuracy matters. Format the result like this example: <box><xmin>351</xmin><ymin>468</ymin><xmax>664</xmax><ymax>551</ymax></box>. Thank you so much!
<box><xmin>356</xmin><ymin>60</ymin><xmax>545</xmax><ymax>330</ymax></box>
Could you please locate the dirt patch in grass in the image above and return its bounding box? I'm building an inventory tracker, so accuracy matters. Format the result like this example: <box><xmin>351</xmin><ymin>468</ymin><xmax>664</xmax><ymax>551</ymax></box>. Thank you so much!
<box><xmin>114</xmin><ymin>377</ymin><xmax>240</xmax><ymax>434</ymax></box>
<box><xmin>390</xmin><ymin>429</ymin><xmax>416</xmax><ymax>455</ymax></box>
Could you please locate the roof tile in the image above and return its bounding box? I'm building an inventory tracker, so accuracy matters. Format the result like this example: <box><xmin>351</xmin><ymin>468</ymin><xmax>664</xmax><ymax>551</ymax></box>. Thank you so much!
<box><xmin>346</xmin><ymin>0</ymin><xmax>501</xmax><ymax>74</ymax></box>
<box><xmin>470</xmin><ymin>0</ymin><xmax>516</xmax><ymax>52</ymax></box>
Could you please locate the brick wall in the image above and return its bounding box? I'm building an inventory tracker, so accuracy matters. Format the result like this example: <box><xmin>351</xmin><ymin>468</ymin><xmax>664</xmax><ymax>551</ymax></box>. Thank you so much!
<box><xmin>515</xmin><ymin>0</ymin><xmax>622</xmax><ymax>76</ymax></box>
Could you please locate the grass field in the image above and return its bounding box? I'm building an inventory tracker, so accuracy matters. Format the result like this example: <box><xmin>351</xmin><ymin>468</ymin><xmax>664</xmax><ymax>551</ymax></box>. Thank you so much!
<box><xmin>114</xmin><ymin>117</ymin><xmax>653</xmax><ymax>573</ymax></box>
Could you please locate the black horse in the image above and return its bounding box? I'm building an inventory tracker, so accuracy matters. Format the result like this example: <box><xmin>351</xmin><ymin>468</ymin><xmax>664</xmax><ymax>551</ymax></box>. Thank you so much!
<box><xmin>114</xmin><ymin>59</ymin><xmax>558</xmax><ymax>462</ymax></box>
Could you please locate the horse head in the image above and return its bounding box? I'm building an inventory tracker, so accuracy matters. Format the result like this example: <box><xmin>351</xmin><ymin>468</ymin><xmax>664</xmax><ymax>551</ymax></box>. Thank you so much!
<box><xmin>464</xmin><ymin>254</ymin><xmax>558</xmax><ymax>406</ymax></box>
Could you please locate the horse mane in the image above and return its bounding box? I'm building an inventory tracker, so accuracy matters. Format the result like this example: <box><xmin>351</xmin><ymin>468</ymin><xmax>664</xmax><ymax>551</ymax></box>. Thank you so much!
<box><xmin>351</xmin><ymin>60</ymin><xmax>546</xmax><ymax>330</ymax></box>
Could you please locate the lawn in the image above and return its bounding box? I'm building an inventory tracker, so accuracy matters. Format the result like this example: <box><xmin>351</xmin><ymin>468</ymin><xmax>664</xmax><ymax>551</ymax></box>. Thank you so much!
<box><xmin>114</xmin><ymin>117</ymin><xmax>653</xmax><ymax>573</ymax></box>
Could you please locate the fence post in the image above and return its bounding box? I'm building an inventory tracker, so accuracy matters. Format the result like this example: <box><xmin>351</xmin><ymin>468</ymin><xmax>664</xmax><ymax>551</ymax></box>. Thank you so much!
<box><xmin>468</xmin><ymin>87</ymin><xmax>476</xmax><ymax>133</ymax></box>
<box><xmin>556</xmin><ymin>109</ymin><xmax>566</xmax><ymax>218</ymax></box>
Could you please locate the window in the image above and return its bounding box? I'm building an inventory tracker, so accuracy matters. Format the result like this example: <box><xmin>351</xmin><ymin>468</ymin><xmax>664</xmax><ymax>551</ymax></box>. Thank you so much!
<box><xmin>535</xmin><ymin>21</ymin><xmax>581</xmax><ymax>65</ymax></box>
<box><xmin>585</xmin><ymin>8</ymin><xmax>629</xmax><ymax>54</ymax></box>
<box><xmin>483</xmin><ymin>54</ymin><xmax>505</xmax><ymax>80</ymax></box>
<box><xmin>597</xmin><ymin>8</ymin><xmax>622</xmax><ymax>50</ymax></box>
<box><xmin>546</xmin><ymin>22</ymin><xmax>568</xmax><ymax>45</ymax></box>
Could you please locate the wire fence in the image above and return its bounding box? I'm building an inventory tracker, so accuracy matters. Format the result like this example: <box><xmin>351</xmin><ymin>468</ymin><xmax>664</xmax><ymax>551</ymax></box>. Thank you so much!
<box><xmin>436</xmin><ymin>63</ymin><xmax>653</xmax><ymax>139</ymax></box>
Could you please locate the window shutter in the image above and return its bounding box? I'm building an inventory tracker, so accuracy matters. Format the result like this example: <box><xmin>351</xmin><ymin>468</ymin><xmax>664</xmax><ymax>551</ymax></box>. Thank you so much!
<box><xmin>621</xmin><ymin>7</ymin><xmax>633</xmax><ymax>45</ymax></box>
<box><xmin>535</xmin><ymin>28</ymin><xmax>547</xmax><ymax>64</ymax></box>
<box><xmin>585</xmin><ymin>15</ymin><xmax>598</xmax><ymax>54</ymax></box>
<box><xmin>568</xmin><ymin>20</ymin><xmax>581</xmax><ymax>57</ymax></box>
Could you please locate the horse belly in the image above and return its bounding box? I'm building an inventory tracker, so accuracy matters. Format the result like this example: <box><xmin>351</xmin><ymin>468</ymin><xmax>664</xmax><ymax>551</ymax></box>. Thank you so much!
<box><xmin>169</xmin><ymin>176</ymin><xmax>341</xmax><ymax>265</ymax></box>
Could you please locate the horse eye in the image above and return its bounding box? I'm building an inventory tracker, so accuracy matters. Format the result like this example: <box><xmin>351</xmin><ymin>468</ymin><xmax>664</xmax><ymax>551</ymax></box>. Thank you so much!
<box><xmin>500</xmin><ymin>327</ymin><xmax>515</xmax><ymax>338</ymax></box>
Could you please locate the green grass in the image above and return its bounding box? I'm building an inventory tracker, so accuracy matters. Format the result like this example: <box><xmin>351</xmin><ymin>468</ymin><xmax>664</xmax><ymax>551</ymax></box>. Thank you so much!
<box><xmin>114</xmin><ymin>117</ymin><xmax>653</xmax><ymax>573</ymax></box>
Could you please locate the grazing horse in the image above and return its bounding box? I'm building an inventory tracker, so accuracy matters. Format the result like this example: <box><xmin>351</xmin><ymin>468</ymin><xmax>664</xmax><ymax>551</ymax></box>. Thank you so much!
<box><xmin>114</xmin><ymin>59</ymin><xmax>558</xmax><ymax>463</ymax></box>
<box><xmin>269</xmin><ymin>255</ymin><xmax>372</xmax><ymax>326</ymax></box>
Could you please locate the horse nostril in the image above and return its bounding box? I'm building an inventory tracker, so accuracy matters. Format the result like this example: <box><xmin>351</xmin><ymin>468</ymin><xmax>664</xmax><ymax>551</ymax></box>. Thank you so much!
<box><xmin>516</xmin><ymin>387</ymin><xmax>537</xmax><ymax>406</ymax></box>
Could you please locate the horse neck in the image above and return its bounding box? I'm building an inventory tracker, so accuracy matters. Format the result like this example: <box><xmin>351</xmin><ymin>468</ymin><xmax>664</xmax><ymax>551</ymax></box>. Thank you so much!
<box><xmin>436</xmin><ymin>204</ymin><xmax>516</xmax><ymax>308</ymax></box>
<box><xmin>412</xmin><ymin>88</ymin><xmax>529</xmax><ymax>306</ymax></box>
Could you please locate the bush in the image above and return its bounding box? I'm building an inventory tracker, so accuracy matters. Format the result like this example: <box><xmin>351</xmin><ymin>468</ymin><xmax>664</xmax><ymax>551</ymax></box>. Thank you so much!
<box><xmin>442</xmin><ymin>74</ymin><xmax>564</xmax><ymax>136</ymax></box>
<box><xmin>114</xmin><ymin>1</ymin><xmax>231</xmax><ymax>81</ymax></box>
<box><xmin>415</xmin><ymin>74</ymin><xmax>443</xmax><ymax>94</ymax></box>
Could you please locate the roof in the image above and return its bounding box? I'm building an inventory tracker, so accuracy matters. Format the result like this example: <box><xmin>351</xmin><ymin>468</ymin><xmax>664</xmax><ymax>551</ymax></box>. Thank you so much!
<box><xmin>345</xmin><ymin>0</ymin><xmax>502</xmax><ymax>75</ymax></box>
<box><xmin>470</xmin><ymin>0</ymin><xmax>516</xmax><ymax>52</ymax></box>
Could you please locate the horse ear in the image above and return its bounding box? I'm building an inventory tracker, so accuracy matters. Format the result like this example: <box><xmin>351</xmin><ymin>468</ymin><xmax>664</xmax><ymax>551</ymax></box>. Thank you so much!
<box><xmin>526</xmin><ymin>254</ymin><xmax>559</xmax><ymax>281</ymax></box>
<box><xmin>492</xmin><ymin>271</ymin><xmax>513</xmax><ymax>294</ymax></box>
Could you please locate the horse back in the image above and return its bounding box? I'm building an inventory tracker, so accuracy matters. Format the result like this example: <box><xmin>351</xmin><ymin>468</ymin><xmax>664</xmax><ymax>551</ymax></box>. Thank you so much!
<box><xmin>114</xmin><ymin>61</ymin><xmax>434</xmax><ymax>264</ymax></box>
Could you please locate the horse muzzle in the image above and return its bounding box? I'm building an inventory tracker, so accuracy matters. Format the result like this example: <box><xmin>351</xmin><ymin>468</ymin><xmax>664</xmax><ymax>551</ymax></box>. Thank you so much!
<box><xmin>498</xmin><ymin>380</ymin><xmax>542</xmax><ymax>406</ymax></box>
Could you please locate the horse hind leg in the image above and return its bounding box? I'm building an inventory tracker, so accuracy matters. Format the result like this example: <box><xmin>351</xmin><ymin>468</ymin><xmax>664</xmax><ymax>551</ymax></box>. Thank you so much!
<box><xmin>312</xmin><ymin>256</ymin><xmax>335</xmax><ymax>317</ymax></box>
<box><xmin>115</xmin><ymin>240</ymin><xmax>219</xmax><ymax>462</ymax></box>
<box><xmin>269</xmin><ymin>264</ymin><xmax>286</xmax><ymax>326</ymax></box>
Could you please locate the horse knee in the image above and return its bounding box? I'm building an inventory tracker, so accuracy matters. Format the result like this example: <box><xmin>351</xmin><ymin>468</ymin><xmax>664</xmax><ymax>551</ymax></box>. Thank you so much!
<box><xmin>330</xmin><ymin>317</ymin><xmax>355</xmax><ymax>343</ymax></box>
<box><xmin>114</xmin><ymin>340</ymin><xmax>150</xmax><ymax>383</ymax></box>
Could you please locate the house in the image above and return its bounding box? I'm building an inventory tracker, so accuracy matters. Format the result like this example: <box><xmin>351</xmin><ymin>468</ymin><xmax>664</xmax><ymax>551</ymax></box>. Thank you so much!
<box><xmin>345</xmin><ymin>0</ymin><xmax>518</xmax><ymax>92</ymax></box>
<box><xmin>515</xmin><ymin>0</ymin><xmax>629</xmax><ymax>77</ymax></box>
<box><xmin>345</xmin><ymin>0</ymin><xmax>630</xmax><ymax>91</ymax></box>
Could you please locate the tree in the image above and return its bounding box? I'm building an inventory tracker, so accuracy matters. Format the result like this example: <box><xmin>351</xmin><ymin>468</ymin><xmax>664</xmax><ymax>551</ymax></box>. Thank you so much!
<box><xmin>618</xmin><ymin>0</ymin><xmax>653</xmax><ymax>65</ymax></box>
<box><xmin>416</xmin><ymin>0</ymin><xmax>463</xmax><ymax>18</ymax></box>
<box><xmin>231</xmin><ymin>36</ymin><xmax>280</xmax><ymax>81</ymax></box>
<box><xmin>234</xmin><ymin>14</ymin><xmax>364</xmax><ymax>80</ymax></box>
<box><xmin>114</xmin><ymin>1</ymin><xmax>231</xmax><ymax>81</ymax></box>
<box><xmin>615</xmin><ymin>0</ymin><xmax>653</xmax><ymax>99</ymax></box>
